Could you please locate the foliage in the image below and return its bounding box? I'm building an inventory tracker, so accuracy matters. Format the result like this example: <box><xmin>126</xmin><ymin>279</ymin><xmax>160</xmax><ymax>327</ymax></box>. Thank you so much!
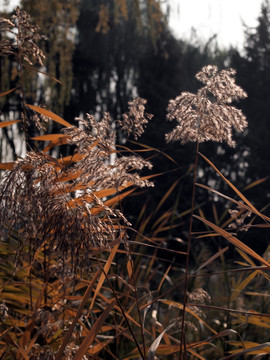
<box><xmin>0</xmin><ymin>6</ymin><xmax>270</xmax><ymax>360</ymax></box>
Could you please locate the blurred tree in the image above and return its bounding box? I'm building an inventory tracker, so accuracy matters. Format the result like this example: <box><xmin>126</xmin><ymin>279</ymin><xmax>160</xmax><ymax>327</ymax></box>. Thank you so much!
<box><xmin>230</xmin><ymin>0</ymin><xmax>270</xmax><ymax>208</ymax></box>
<box><xmin>0</xmin><ymin>1</ymin><xmax>80</xmax><ymax>161</ymax></box>
<box><xmin>95</xmin><ymin>0</ymin><xmax>166</xmax><ymax>42</ymax></box>
<box><xmin>20</xmin><ymin>0</ymin><xmax>80</xmax><ymax>114</ymax></box>
<box><xmin>0</xmin><ymin>0</ymin><xmax>170</xmax><ymax>159</ymax></box>
<box><xmin>70</xmin><ymin>0</ymin><xmax>169</xmax><ymax>122</ymax></box>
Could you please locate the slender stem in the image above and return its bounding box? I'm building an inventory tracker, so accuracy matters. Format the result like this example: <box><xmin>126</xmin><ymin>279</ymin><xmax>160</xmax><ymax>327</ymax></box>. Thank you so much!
<box><xmin>130</xmin><ymin>253</ymin><xmax>147</xmax><ymax>359</ymax></box>
<box><xmin>17</xmin><ymin>20</ymin><xmax>35</xmax><ymax>153</ymax></box>
<box><xmin>179</xmin><ymin>141</ymin><xmax>199</xmax><ymax>360</ymax></box>
<box><xmin>16</xmin><ymin>17</ymin><xmax>36</xmax><ymax>316</ymax></box>
<box><xmin>29</xmin><ymin>238</ymin><xmax>33</xmax><ymax>311</ymax></box>
<box><xmin>17</xmin><ymin>22</ymin><xmax>28</xmax><ymax>147</ymax></box>
<box><xmin>44</xmin><ymin>242</ymin><xmax>48</xmax><ymax>305</ymax></box>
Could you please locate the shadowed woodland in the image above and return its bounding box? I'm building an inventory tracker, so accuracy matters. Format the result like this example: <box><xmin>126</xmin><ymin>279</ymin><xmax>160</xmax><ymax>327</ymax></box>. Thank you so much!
<box><xmin>0</xmin><ymin>0</ymin><xmax>270</xmax><ymax>359</ymax></box>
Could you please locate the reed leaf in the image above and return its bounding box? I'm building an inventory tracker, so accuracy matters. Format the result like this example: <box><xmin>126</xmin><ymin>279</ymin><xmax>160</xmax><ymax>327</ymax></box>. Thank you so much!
<box><xmin>26</xmin><ymin>104</ymin><xmax>72</xmax><ymax>127</ymax></box>
<box><xmin>74</xmin><ymin>300</ymin><xmax>116</xmax><ymax>360</ymax></box>
<box><xmin>0</xmin><ymin>88</ymin><xmax>17</xmax><ymax>96</ymax></box>
<box><xmin>198</xmin><ymin>152</ymin><xmax>270</xmax><ymax>222</ymax></box>
<box><xmin>0</xmin><ymin>119</ymin><xmax>20</xmax><ymax>128</ymax></box>
<box><xmin>194</xmin><ymin>215</ymin><xmax>270</xmax><ymax>268</ymax></box>
<box><xmin>0</xmin><ymin>162</ymin><xmax>14</xmax><ymax>170</ymax></box>
<box><xmin>90</xmin><ymin>242</ymin><xmax>120</xmax><ymax>309</ymax></box>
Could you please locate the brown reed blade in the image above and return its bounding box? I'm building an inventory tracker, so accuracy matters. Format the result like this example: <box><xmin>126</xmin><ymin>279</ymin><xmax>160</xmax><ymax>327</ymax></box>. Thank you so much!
<box><xmin>198</xmin><ymin>152</ymin><xmax>270</xmax><ymax>222</ymax></box>
<box><xmin>194</xmin><ymin>215</ymin><xmax>270</xmax><ymax>268</ymax></box>
<box><xmin>27</xmin><ymin>104</ymin><xmax>72</xmax><ymax>127</ymax></box>
<box><xmin>0</xmin><ymin>88</ymin><xmax>17</xmax><ymax>97</ymax></box>
<box><xmin>0</xmin><ymin>119</ymin><xmax>20</xmax><ymax>128</ymax></box>
<box><xmin>74</xmin><ymin>300</ymin><xmax>117</xmax><ymax>360</ymax></box>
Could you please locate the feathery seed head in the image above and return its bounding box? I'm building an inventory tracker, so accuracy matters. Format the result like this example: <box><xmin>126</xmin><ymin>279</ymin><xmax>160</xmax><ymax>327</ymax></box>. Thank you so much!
<box><xmin>166</xmin><ymin>65</ymin><xmax>247</xmax><ymax>147</ymax></box>
<box><xmin>0</xmin><ymin>7</ymin><xmax>45</xmax><ymax>65</ymax></box>
<box><xmin>119</xmin><ymin>97</ymin><xmax>153</xmax><ymax>140</ymax></box>
<box><xmin>0</xmin><ymin>100</ymin><xmax>153</xmax><ymax>270</ymax></box>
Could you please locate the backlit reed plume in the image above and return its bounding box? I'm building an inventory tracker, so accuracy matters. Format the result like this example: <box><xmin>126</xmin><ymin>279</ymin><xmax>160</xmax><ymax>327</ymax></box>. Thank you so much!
<box><xmin>0</xmin><ymin>102</ymin><xmax>153</xmax><ymax>269</ymax></box>
<box><xmin>0</xmin><ymin>7</ymin><xmax>45</xmax><ymax>66</ymax></box>
<box><xmin>228</xmin><ymin>201</ymin><xmax>252</xmax><ymax>232</ymax></box>
<box><xmin>119</xmin><ymin>97</ymin><xmax>153</xmax><ymax>139</ymax></box>
<box><xmin>166</xmin><ymin>65</ymin><xmax>247</xmax><ymax>147</ymax></box>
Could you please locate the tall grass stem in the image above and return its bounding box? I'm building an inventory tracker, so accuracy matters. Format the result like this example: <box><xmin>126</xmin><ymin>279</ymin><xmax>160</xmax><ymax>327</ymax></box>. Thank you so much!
<box><xmin>179</xmin><ymin>141</ymin><xmax>199</xmax><ymax>360</ymax></box>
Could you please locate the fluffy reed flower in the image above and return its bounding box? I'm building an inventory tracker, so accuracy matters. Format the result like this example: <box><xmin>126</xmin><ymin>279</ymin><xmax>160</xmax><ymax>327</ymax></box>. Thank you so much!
<box><xmin>63</xmin><ymin>109</ymin><xmax>153</xmax><ymax>190</ymax></box>
<box><xmin>119</xmin><ymin>97</ymin><xmax>153</xmax><ymax>139</ymax></box>
<box><xmin>166</xmin><ymin>65</ymin><xmax>247</xmax><ymax>147</ymax></box>
<box><xmin>189</xmin><ymin>288</ymin><xmax>211</xmax><ymax>303</ymax></box>
<box><xmin>0</xmin><ymin>100</ymin><xmax>153</xmax><ymax>269</ymax></box>
<box><xmin>0</xmin><ymin>17</ymin><xmax>16</xmax><ymax>57</ymax></box>
<box><xmin>228</xmin><ymin>201</ymin><xmax>252</xmax><ymax>232</ymax></box>
<box><xmin>0</xmin><ymin>7</ymin><xmax>45</xmax><ymax>65</ymax></box>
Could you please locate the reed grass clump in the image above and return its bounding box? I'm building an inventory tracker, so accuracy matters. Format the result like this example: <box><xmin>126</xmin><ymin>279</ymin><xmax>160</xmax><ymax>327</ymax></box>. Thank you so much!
<box><xmin>0</xmin><ymin>101</ymin><xmax>153</xmax><ymax>269</ymax></box>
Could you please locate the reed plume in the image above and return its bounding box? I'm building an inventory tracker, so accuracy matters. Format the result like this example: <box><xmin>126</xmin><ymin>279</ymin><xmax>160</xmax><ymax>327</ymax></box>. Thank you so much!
<box><xmin>0</xmin><ymin>101</ymin><xmax>153</xmax><ymax>269</ymax></box>
<box><xmin>166</xmin><ymin>65</ymin><xmax>247</xmax><ymax>147</ymax></box>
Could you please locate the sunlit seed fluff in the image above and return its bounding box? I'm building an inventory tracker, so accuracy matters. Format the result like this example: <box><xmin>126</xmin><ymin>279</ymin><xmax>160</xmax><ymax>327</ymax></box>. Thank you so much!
<box><xmin>0</xmin><ymin>7</ymin><xmax>45</xmax><ymax>66</ymax></box>
<box><xmin>166</xmin><ymin>65</ymin><xmax>248</xmax><ymax>147</ymax></box>
<box><xmin>0</xmin><ymin>99</ymin><xmax>153</xmax><ymax>270</ymax></box>
<box><xmin>119</xmin><ymin>97</ymin><xmax>153</xmax><ymax>140</ymax></box>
